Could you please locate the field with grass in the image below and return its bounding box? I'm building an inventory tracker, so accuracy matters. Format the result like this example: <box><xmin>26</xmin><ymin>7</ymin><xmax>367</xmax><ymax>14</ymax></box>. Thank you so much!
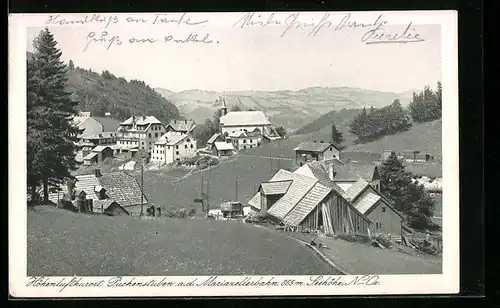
<box><xmin>289</xmin><ymin>232</ymin><xmax>442</xmax><ymax>275</ymax></box>
<box><xmin>28</xmin><ymin>206</ymin><xmax>336</xmax><ymax>276</ymax></box>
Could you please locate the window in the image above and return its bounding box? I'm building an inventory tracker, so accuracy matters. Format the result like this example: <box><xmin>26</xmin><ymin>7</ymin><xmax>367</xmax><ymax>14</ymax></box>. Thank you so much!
<box><xmin>167</xmin><ymin>146</ymin><xmax>170</xmax><ymax>149</ymax></box>
<box><xmin>176</xmin><ymin>151</ymin><xmax>179</xmax><ymax>155</ymax></box>
<box><xmin>185</xmin><ymin>145</ymin><xmax>188</xmax><ymax>149</ymax></box>
<box><xmin>176</xmin><ymin>145</ymin><xmax>179</xmax><ymax>149</ymax></box>
<box><xmin>190</xmin><ymin>144</ymin><xmax>193</xmax><ymax>148</ymax></box>
<box><xmin>149</xmin><ymin>133</ymin><xmax>152</xmax><ymax>138</ymax></box>
<box><xmin>382</xmin><ymin>206</ymin><xmax>386</xmax><ymax>212</ymax></box>
<box><xmin>186</xmin><ymin>138</ymin><xmax>190</xmax><ymax>142</ymax></box>
<box><xmin>330</xmin><ymin>147</ymin><xmax>333</xmax><ymax>151</ymax></box>
<box><xmin>155</xmin><ymin>133</ymin><xmax>158</xmax><ymax>138</ymax></box>
<box><xmin>243</xmin><ymin>146</ymin><xmax>246</xmax><ymax>149</ymax></box>
<box><xmin>243</xmin><ymin>139</ymin><xmax>247</xmax><ymax>143</ymax></box>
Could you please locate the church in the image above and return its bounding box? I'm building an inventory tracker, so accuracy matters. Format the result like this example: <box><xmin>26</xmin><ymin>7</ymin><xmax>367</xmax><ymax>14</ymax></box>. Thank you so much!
<box><xmin>218</xmin><ymin>98</ymin><xmax>273</xmax><ymax>136</ymax></box>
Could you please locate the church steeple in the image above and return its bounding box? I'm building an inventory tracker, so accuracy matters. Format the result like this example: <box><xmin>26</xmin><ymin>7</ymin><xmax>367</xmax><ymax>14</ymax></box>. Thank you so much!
<box><xmin>220</xmin><ymin>96</ymin><xmax>228</xmax><ymax>116</ymax></box>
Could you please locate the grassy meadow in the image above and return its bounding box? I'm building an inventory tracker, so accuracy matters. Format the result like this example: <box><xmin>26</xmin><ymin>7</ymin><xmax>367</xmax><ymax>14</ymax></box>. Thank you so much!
<box><xmin>27</xmin><ymin>206</ymin><xmax>335</xmax><ymax>276</ymax></box>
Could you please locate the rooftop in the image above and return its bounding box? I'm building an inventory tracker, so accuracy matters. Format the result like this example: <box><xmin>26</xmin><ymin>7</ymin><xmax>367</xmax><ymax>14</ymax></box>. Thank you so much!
<box><xmin>83</xmin><ymin>132</ymin><xmax>117</xmax><ymax>139</ymax></box>
<box><xmin>332</xmin><ymin>162</ymin><xmax>379</xmax><ymax>182</ymax></box>
<box><xmin>48</xmin><ymin>171</ymin><xmax>147</xmax><ymax>208</ymax></box>
<box><xmin>214</xmin><ymin>142</ymin><xmax>234</xmax><ymax>151</ymax></box>
<box><xmin>155</xmin><ymin>132</ymin><xmax>189</xmax><ymax>146</ymax></box>
<box><xmin>206</xmin><ymin>133</ymin><xmax>221</xmax><ymax>144</ymax></box>
<box><xmin>120</xmin><ymin>116</ymin><xmax>163</xmax><ymax>126</ymax></box>
<box><xmin>344</xmin><ymin>178</ymin><xmax>371</xmax><ymax>201</ymax></box>
<box><xmin>294</xmin><ymin>141</ymin><xmax>338</xmax><ymax>153</ymax></box>
<box><xmin>260</xmin><ymin>180</ymin><xmax>293</xmax><ymax>196</ymax></box>
<box><xmin>92</xmin><ymin>145</ymin><xmax>112</xmax><ymax>152</ymax></box>
<box><xmin>220</xmin><ymin>111</ymin><xmax>271</xmax><ymax>127</ymax></box>
<box><xmin>166</xmin><ymin>119</ymin><xmax>197</xmax><ymax>132</ymax></box>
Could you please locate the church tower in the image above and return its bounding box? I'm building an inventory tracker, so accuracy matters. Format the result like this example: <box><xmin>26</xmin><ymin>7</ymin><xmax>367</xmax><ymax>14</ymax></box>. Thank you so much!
<box><xmin>220</xmin><ymin>97</ymin><xmax>228</xmax><ymax>116</ymax></box>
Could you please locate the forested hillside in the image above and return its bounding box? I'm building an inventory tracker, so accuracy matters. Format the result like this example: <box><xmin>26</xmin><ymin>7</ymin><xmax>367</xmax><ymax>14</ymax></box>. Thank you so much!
<box><xmin>25</xmin><ymin>51</ymin><xmax>182</xmax><ymax>123</ymax></box>
<box><xmin>67</xmin><ymin>66</ymin><xmax>180</xmax><ymax>122</ymax></box>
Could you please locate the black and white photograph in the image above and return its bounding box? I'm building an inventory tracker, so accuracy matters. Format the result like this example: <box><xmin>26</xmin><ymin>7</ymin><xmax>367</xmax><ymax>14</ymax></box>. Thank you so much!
<box><xmin>9</xmin><ymin>11</ymin><xmax>459</xmax><ymax>297</ymax></box>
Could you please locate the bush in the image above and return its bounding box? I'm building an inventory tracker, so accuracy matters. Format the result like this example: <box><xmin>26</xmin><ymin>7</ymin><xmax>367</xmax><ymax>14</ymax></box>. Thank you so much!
<box><xmin>337</xmin><ymin>233</ymin><xmax>372</xmax><ymax>244</ymax></box>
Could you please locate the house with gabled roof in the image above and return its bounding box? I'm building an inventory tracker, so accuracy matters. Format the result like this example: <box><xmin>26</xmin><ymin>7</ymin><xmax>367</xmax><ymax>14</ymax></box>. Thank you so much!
<box><xmin>72</xmin><ymin>115</ymin><xmax>103</xmax><ymax>138</ymax></box>
<box><xmin>248</xmin><ymin>165</ymin><xmax>371</xmax><ymax>236</ymax></box>
<box><xmin>165</xmin><ymin>119</ymin><xmax>197</xmax><ymax>136</ymax></box>
<box><xmin>151</xmin><ymin>131</ymin><xmax>197</xmax><ymax>165</ymax></box>
<box><xmin>48</xmin><ymin>169</ymin><xmax>148</xmax><ymax>215</ymax></box>
<box><xmin>117</xmin><ymin>116</ymin><xmax>166</xmax><ymax>152</ymax></box>
<box><xmin>294</xmin><ymin>140</ymin><xmax>341</xmax><ymax>164</ymax></box>
<box><xmin>226</xmin><ymin>129</ymin><xmax>263</xmax><ymax>151</ymax></box>
<box><xmin>248</xmin><ymin>160</ymin><xmax>403</xmax><ymax>237</ymax></box>
<box><xmin>330</xmin><ymin>161</ymin><xmax>381</xmax><ymax>192</ymax></box>
<box><xmin>206</xmin><ymin>133</ymin><xmax>222</xmax><ymax>150</ymax></box>
<box><xmin>340</xmin><ymin>178</ymin><xmax>404</xmax><ymax>237</ymax></box>
<box><xmin>219</xmin><ymin>110</ymin><xmax>272</xmax><ymax>136</ymax></box>
<box><xmin>83</xmin><ymin>145</ymin><xmax>114</xmax><ymax>165</ymax></box>
<box><xmin>214</xmin><ymin>142</ymin><xmax>234</xmax><ymax>156</ymax></box>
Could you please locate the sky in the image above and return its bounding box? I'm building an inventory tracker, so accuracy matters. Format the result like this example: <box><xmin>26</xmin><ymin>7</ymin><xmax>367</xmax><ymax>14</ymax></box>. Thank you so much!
<box><xmin>25</xmin><ymin>12</ymin><xmax>442</xmax><ymax>93</ymax></box>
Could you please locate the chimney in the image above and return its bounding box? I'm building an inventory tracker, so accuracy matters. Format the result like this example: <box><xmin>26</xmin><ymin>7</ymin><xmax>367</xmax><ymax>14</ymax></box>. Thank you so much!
<box><xmin>314</xmin><ymin>140</ymin><xmax>317</xmax><ymax>143</ymax></box>
<box><xmin>320</xmin><ymin>140</ymin><xmax>323</xmax><ymax>143</ymax></box>
<box><xmin>95</xmin><ymin>169</ymin><xmax>102</xmax><ymax>178</ymax></box>
<box><xmin>328</xmin><ymin>163</ymin><xmax>335</xmax><ymax>181</ymax></box>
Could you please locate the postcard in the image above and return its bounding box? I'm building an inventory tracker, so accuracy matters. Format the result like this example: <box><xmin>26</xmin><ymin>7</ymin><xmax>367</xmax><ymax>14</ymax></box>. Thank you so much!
<box><xmin>9</xmin><ymin>10</ymin><xmax>459</xmax><ymax>297</ymax></box>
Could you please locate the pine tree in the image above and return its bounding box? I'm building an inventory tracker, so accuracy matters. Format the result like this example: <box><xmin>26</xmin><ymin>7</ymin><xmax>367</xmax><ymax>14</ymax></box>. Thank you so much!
<box><xmin>28</xmin><ymin>28</ymin><xmax>81</xmax><ymax>203</ymax></box>
<box><xmin>68</xmin><ymin>59</ymin><xmax>75</xmax><ymax>70</ymax></box>
<box><xmin>379</xmin><ymin>152</ymin><xmax>413</xmax><ymax>212</ymax></box>
<box><xmin>331</xmin><ymin>123</ymin><xmax>344</xmax><ymax>147</ymax></box>
<box><xmin>275</xmin><ymin>126</ymin><xmax>286</xmax><ymax>138</ymax></box>
<box><xmin>380</xmin><ymin>152</ymin><xmax>437</xmax><ymax>230</ymax></box>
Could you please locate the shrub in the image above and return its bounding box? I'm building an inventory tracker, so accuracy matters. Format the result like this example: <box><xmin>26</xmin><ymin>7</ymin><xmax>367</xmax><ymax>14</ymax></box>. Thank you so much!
<box><xmin>337</xmin><ymin>233</ymin><xmax>372</xmax><ymax>244</ymax></box>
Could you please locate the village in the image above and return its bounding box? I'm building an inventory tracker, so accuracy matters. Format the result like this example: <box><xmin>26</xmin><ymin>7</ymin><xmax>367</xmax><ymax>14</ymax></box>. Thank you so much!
<box><xmin>24</xmin><ymin>25</ymin><xmax>445</xmax><ymax>277</ymax></box>
<box><xmin>43</xmin><ymin>97</ymin><xmax>443</xmax><ymax>274</ymax></box>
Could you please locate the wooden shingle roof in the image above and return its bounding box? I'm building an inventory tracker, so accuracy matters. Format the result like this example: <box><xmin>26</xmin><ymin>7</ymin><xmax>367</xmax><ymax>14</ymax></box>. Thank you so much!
<box><xmin>98</xmin><ymin>172</ymin><xmax>147</xmax><ymax>208</ymax></box>
<box><xmin>260</xmin><ymin>180</ymin><xmax>292</xmax><ymax>195</ymax></box>
<box><xmin>267</xmin><ymin>171</ymin><xmax>318</xmax><ymax>220</ymax></box>
<box><xmin>294</xmin><ymin>142</ymin><xmax>338</xmax><ymax>153</ymax></box>
<box><xmin>333</xmin><ymin>162</ymin><xmax>379</xmax><ymax>182</ymax></box>
<box><xmin>282</xmin><ymin>182</ymin><xmax>331</xmax><ymax>227</ymax></box>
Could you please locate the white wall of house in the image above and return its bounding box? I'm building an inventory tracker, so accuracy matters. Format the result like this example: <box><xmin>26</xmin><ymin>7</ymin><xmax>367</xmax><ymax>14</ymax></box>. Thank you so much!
<box><xmin>235</xmin><ymin>136</ymin><xmax>261</xmax><ymax>150</ymax></box>
<box><xmin>151</xmin><ymin>136</ymin><xmax>197</xmax><ymax>165</ymax></box>
<box><xmin>221</xmin><ymin>125</ymin><xmax>271</xmax><ymax>136</ymax></box>
<box><xmin>118</xmin><ymin>123</ymin><xmax>165</xmax><ymax>151</ymax></box>
<box><xmin>324</xmin><ymin>145</ymin><xmax>340</xmax><ymax>160</ymax></box>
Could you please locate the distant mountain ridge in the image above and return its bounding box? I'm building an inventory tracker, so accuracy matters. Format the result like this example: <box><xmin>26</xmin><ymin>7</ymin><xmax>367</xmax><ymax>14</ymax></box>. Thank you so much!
<box><xmin>155</xmin><ymin>87</ymin><xmax>416</xmax><ymax>130</ymax></box>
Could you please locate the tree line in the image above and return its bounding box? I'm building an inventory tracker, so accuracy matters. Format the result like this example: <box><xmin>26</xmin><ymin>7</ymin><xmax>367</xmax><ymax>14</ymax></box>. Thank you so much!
<box><xmin>345</xmin><ymin>82</ymin><xmax>442</xmax><ymax>142</ymax></box>
<box><xmin>348</xmin><ymin>99</ymin><xmax>412</xmax><ymax>141</ymax></box>
<box><xmin>408</xmin><ymin>82</ymin><xmax>442</xmax><ymax>122</ymax></box>
<box><xmin>65</xmin><ymin>57</ymin><xmax>181</xmax><ymax>123</ymax></box>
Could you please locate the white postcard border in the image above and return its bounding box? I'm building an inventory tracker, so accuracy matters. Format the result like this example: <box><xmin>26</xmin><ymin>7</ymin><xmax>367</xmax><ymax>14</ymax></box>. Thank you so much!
<box><xmin>9</xmin><ymin>10</ymin><xmax>459</xmax><ymax>297</ymax></box>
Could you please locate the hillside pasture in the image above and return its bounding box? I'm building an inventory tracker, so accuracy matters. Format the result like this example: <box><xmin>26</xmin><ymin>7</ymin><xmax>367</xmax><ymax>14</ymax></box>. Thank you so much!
<box><xmin>28</xmin><ymin>206</ymin><xmax>335</xmax><ymax>276</ymax></box>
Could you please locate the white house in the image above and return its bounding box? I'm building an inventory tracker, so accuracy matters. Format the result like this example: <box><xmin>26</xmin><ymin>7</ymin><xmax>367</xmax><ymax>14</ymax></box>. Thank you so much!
<box><xmin>151</xmin><ymin>132</ymin><xmax>197</xmax><ymax>165</ymax></box>
<box><xmin>226</xmin><ymin>129</ymin><xmax>262</xmax><ymax>150</ymax></box>
<box><xmin>219</xmin><ymin>111</ymin><xmax>272</xmax><ymax>136</ymax></box>
<box><xmin>116</xmin><ymin>116</ymin><xmax>166</xmax><ymax>152</ymax></box>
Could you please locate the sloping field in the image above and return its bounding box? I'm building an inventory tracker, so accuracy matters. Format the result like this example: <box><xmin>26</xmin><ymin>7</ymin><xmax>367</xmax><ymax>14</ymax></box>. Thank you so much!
<box><xmin>28</xmin><ymin>206</ymin><xmax>335</xmax><ymax>276</ymax></box>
